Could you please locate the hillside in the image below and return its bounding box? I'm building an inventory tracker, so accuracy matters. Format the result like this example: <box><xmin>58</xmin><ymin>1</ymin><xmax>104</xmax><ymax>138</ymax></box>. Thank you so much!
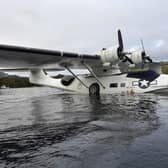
<box><xmin>0</xmin><ymin>76</ymin><xmax>35</xmax><ymax>88</ymax></box>
<box><xmin>161</xmin><ymin>64</ymin><xmax>168</xmax><ymax>74</ymax></box>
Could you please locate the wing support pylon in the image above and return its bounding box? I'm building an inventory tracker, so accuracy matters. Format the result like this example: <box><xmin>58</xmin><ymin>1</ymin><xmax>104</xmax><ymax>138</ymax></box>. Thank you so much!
<box><xmin>82</xmin><ymin>62</ymin><xmax>106</xmax><ymax>89</ymax></box>
<box><xmin>65</xmin><ymin>66</ymin><xmax>89</xmax><ymax>89</ymax></box>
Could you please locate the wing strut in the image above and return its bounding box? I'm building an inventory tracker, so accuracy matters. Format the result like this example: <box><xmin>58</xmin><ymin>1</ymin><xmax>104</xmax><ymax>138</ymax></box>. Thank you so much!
<box><xmin>65</xmin><ymin>66</ymin><xmax>89</xmax><ymax>89</ymax></box>
<box><xmin>82</xmin><ymin>62</ymin><xmax>106</xmax><ymax>89</ymax></box>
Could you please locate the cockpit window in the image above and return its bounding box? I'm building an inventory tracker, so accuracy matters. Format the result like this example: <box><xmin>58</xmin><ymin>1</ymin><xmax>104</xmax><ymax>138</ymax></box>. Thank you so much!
<box><xmin>61</xmin><ymin>76</ymin><xmax>75</xmax><ymax>86</ymax></box>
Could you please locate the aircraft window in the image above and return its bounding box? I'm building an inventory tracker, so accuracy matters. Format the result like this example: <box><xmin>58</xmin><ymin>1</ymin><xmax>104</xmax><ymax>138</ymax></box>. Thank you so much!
<box><xmin>120</xmin><ymin>83</ymin><xmax>126</xmax><ymax>87</ymax></box>
<box><xmin>110</xmin><ymin>83</ymin><xmax>118</xmax><ymax>88</ymax></box>
<box><xmin>61</xmin><ymin>75</ymin><xmax>75</xmax><ymax>86</ymax></box>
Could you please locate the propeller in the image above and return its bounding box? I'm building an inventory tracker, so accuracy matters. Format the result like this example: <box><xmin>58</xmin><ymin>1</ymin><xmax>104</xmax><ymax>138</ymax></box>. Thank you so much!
<box><xmin>117</xmin><ymin>30</ymin><xmax>134</xmax><ymax>64</ymax></box>
<box><xmin>118</xmin><ymin>29</ymin><xmax>124</xmax><ymax>52</ymax></box>
<box><xmin>140</xmin><ymin>39</ymin><xmax>152</xmax><ymax>63</ymax></box>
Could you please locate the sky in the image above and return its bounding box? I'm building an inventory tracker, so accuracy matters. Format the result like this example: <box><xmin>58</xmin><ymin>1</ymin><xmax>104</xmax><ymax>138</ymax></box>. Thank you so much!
<box><xmin>0</xmin><ymin>0</ymin><xmax>168</xmax><ymax>62</ymax></box>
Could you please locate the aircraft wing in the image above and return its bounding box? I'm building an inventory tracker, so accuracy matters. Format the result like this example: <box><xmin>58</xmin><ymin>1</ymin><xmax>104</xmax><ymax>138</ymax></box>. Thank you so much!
<box><xmin>0</xmin><ymin>44</ymin><xmax>102</xmax><ymax>70</ymax></box>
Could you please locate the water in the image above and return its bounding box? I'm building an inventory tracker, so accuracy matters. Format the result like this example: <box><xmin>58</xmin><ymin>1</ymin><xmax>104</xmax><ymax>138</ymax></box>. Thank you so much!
<box><xmin>0</xmin><ymin>87</ymin><xmax>168</xmax><ymax>168</ymax></box>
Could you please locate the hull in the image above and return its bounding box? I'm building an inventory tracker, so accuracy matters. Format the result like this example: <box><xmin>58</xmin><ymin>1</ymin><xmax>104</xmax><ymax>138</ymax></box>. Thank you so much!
<box><xmin>147</xmin><ymin>88</ymin><xmax>168</xmax><ymax>94</ymax></box>
<box><xmin>29</xmin><ymin>69</ymin><xmax>168</xmax><ymax>94</ymax></box>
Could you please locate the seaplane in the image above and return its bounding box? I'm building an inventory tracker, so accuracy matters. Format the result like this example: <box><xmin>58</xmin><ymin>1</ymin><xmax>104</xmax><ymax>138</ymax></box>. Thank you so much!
<box><xmin>0</xmin><ymin>30</ymin><xmax>167</xmax><ymax>95</ymax></box>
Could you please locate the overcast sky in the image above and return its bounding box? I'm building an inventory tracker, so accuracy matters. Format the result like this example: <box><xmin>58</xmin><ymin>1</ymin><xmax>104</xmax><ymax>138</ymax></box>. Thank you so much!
<box><xmin>0</xmin><ymin>0</ymin><xmax>168</xmax><ymax>61</ymax></box>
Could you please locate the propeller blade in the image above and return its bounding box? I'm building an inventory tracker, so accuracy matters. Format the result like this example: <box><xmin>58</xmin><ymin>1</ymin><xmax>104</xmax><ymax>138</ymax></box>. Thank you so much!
<box><xmin>141</xmin><ymin>51</ymin><xmax>146</xmax><ymax>60</ymax></box>
<box><xmin>117</xmin><ymin>30</ymin><xmax>134</xmax><ymax>64</ymax></box>
<box><xmin>126</xmin><ymin>56</ymin><xmax>134</xmax><ymax>64</ymax></box>
<box><xmin>140</xmin><ymin>38</ymin><xmax>145</xmax><ymax>53</ymax></box>
<box><xmin>140</xmin><ymin>39</ymin><xmax>153</xmax><ymax>63</ymax></box>
<box><xmin>118</xmin><ymin>29</ymin><xmax>124</xmax><ymax>52</ymax></box>
<box><xmin>124</xmin><ymin>56</ymin><xmax>134</xmax><ymax>64</ymax></box>
<box><xmin>146</xmin><ymin>56</ymin><xmax>153</xmax><ymax>63</ymax></box>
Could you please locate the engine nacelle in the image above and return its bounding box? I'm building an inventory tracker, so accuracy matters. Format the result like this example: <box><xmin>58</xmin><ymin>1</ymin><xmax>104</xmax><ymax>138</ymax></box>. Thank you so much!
<box><xmin>127</xmin><ymin>51</ymin><xmax>143</xmax><ymax>64</ymax></box>
<box><xmin>100</xmin><ymin>46</ymin><xmax>119</xmax><ymax>66</ymax></box>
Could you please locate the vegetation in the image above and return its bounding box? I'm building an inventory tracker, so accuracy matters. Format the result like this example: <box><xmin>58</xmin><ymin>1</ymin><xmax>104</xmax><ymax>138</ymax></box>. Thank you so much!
<box><xmin>0</xmin><ymin>76</ymin><xmax>35</xmax><ymax>88</ymax></box>
<box><xmin>161</xmin><ymin>64</ymin><xmax>168</xmax><ymax>74</ymax></box>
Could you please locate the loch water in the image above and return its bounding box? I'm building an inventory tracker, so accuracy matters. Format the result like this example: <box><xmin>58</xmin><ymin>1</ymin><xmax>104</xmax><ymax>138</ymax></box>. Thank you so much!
<box><xmin>0</xmin><ymin>87</ymin><xmax>168</xmax><ymax>168</ymax></box>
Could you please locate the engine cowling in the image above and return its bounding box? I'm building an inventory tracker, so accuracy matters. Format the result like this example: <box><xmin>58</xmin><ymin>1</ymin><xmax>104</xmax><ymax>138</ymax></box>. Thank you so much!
<box><xmin>100</xmin><ymin>46</ymin><xmax>119</xmax><ymax>66</ymax></box>
<box><xmin>126</xmin><ymin>51</ymin><xmax>143</xmax><ymax>64</ymax></box>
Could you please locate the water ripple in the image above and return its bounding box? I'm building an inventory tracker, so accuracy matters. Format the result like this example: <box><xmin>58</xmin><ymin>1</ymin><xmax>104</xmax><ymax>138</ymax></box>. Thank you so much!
<box><xmin>0</xmin><ymin>87</ymin><xmax>164</xmax><ymax>168</ymax></box>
